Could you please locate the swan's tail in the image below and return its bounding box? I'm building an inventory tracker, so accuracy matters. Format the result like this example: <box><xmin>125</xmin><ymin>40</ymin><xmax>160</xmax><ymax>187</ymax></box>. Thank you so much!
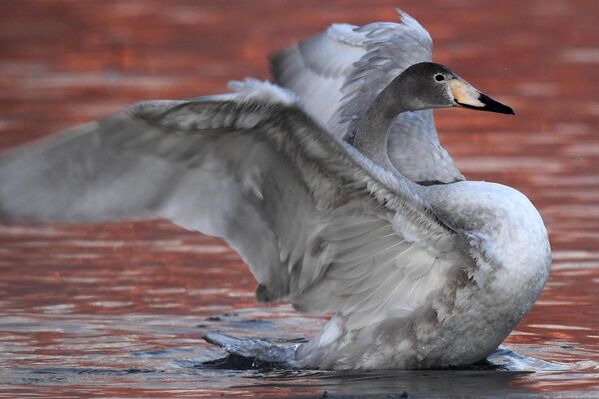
<box><xmin>203</xmin><ymin>332</ymin><xmax>302</xmax><ymax>369</ymax></box>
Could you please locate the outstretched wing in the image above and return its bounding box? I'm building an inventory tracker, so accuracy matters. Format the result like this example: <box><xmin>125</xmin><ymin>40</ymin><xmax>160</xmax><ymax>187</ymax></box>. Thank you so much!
<box><xmin>272</xmin><ymin>10</ymin><xmax>464</xmax><ymax>184</ymax></box>
<box><xmin>0</xmin><ymin>79</ymin><xmax>467</xmax><ymax>322</ymax></box>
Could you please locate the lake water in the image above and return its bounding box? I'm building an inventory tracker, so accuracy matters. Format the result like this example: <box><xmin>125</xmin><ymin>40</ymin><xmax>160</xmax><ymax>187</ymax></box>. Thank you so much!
<box><xmin>1</xmin><ymin>1</ymin><xmax>598</xmax><ymax>397</ymax></box>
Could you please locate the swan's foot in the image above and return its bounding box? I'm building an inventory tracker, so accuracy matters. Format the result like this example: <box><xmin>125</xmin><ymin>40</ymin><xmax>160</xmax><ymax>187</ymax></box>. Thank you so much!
<box><xmin>202</xmin><ymin>332</ymin><xmax>303</xmax><ymax>370</ymax></box>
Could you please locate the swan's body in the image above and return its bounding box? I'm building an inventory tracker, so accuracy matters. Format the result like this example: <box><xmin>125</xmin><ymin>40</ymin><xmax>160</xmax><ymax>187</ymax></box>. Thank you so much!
<box><xmin>298</xmin><ymin>181</ymin><xmax>550</xmax><ymax>368</ymax></box>
<box><xmin>0</xmin><ymin>58</ymin><xmax>549</xmax><ymax>369</ymax></box>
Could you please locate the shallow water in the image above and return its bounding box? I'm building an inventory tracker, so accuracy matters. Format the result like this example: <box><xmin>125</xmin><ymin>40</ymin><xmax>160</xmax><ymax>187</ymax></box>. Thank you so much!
<box><xmin>1</xmin><ymin>0</ymin><xmax>599</xmax><ymax>398</ymax></box>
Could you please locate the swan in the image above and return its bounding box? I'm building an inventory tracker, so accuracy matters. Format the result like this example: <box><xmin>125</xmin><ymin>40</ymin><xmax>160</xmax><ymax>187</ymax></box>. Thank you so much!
<box><xmin>272</xmin><ymin>10</ymin><xmax>463</xmax><ymax>185</ymax></box>
<box><xmin>0</xmin><ymin>62</ymin><xmax>551</xmax><ymax>370</ymax></box>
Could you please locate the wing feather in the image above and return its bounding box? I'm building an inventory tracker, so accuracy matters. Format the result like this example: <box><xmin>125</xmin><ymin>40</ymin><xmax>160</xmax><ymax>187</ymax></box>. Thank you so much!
<box><xmin>0</xmin><ymin>79</ymin><xmax>466</xmax><ymax>321</ymax></box>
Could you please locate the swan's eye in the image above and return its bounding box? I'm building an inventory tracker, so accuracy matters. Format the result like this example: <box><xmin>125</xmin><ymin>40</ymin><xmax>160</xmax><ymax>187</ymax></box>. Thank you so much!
<box><xmin>434</xmin><ymin>74</ymin><xmax>445</xmax><ymax>82</ymax></box>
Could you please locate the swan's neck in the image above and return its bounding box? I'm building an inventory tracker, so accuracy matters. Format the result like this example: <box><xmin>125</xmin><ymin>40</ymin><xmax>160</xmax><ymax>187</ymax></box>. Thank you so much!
<box><xmin>353</xmin><ymin>79</ymin><xmax>407</xmax><ymax>170</ymax></box>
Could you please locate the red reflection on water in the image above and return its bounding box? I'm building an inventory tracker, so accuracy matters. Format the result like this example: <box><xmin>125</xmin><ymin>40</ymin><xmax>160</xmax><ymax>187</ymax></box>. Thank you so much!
<box><xmin>1</xmin><ymin>0</ymin><xmax>599</xmax><ymax>397</ymax></box>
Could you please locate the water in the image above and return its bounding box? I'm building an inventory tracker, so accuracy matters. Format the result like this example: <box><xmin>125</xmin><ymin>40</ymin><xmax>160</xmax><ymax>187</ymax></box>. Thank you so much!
<box><xmin>1</xmin><ymin>0</ymin><xmax>599</xmax><ymax>397</ymax></box>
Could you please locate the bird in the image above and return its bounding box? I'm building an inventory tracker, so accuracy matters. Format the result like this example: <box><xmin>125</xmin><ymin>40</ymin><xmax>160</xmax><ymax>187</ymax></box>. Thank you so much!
<box><xmin>0</xmin><ymin>61</ymin><xmax>551</xmax><ymax>370</ymax></box>
<box><xmin>272</xmin><ymin>10</ymin><xmax>464</xmax><ymax>185</ymax></box>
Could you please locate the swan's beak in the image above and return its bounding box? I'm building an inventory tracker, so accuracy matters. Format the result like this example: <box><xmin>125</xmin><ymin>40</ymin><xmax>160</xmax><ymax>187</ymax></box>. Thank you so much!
<box><xmin>449</xmin><ymin>79</ymin><xmax>515</xmax><ymax>115</ymax></box>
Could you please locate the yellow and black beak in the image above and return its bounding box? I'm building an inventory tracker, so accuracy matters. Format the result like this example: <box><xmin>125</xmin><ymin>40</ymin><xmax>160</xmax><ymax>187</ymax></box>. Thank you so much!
<box><xmin>449</xmin><ymin>79</ymin><xmax>515</xmax><ymax>115</ymax></box>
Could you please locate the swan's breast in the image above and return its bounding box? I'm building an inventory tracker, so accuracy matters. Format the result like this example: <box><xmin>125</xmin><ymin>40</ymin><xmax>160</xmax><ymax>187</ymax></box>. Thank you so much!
<box><xmin>409</xmin><ymin>181</ymin><xmax>551</xmax><ymax>366</ymax></box>
<box><xmin>426</xmin><ymin>180</ymin><xmax>551</xmax><ymax>283</ymax></box>
<box><xmin>427</xmin><ymin>181</ymin><xmax>551</xmax><ymax>308</ymax></box>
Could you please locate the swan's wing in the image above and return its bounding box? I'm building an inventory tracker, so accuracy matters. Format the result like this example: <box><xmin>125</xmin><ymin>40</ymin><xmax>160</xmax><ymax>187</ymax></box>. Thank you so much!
<box><xmin>271</xmin><ymin>22</ymin><xmax>368</xmax><ymax>134</ymax></box>
<box><xmin>272</xmin><ymin>10</ymin><xmax>464</xmax><ymax>184</ymax></box>
<box><xmin>0</xmin><ymin>79</ymin><xmax>466</xmax><ymax>321</ymax></box>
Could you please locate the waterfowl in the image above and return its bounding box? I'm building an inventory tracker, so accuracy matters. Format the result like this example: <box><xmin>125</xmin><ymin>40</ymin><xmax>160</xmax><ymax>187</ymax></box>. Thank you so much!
<box><xmin>0</xmin><ymin>62</ymin><xmax>550</xmax><ymax>370</ymax></box>
<box><xmin>272</xmin><ymin>10</ymin><xmax>463</xmax><ymax>185</ymax></box>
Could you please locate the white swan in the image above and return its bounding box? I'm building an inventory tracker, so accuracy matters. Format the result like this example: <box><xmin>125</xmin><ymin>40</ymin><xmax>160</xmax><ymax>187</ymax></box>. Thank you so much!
<box><xmin>272</xmin><ymin>10</ymin><xmax>463</xmax><ymax>185</ymax></box>
<box><xmin>0</xmin><ymin>62</ymin><xmax>550</xmax><ymax>370</ymax></box>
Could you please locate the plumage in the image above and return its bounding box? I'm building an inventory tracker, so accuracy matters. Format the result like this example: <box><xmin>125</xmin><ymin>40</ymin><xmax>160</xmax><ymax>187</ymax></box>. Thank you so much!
<box><xmin>272</xmin><ymin>10</ymin><xmax>464</xmax><ymax>184</ymax></box>
<box><xmin>0</xmin><ymin>64</ymin><xmax>549</xmax><ymax>369</ymax></box>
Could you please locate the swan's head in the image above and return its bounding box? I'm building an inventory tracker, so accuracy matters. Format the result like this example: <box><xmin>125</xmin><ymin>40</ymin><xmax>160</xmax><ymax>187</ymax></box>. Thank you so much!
<box><xmin>397</xmin><ymin>62</ymin><xmax>514</xmax><ymax>115</ymax></box>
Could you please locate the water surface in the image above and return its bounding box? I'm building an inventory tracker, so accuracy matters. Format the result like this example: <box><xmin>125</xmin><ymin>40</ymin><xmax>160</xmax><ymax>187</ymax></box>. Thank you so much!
<box><xmin>1</xmin><ymin>1</ymin><xmax>599</xmax><ymax>397</ymax></box>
